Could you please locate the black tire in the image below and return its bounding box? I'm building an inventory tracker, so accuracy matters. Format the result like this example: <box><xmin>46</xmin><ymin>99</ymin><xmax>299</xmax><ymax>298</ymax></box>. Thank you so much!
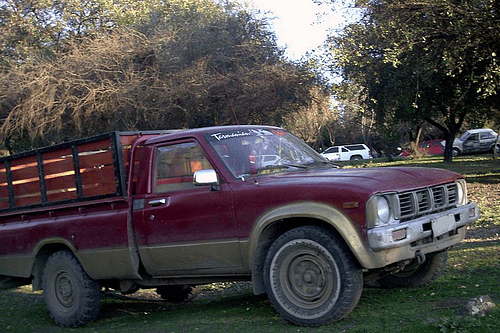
<box><xmin>263</xmin><ymin>226</ymin><xmax>363</xmax><ymax>326</ymax></box>
<box><xmin>377</xmin><ymin>251</ymin><xmax>448</xmax><ymax>288</ymax></box>
<box><xmin>156</xmin><ymin>285</ymin><xmax>193</xmax><ymax>303</ymax></box>
<box><xmin>452</xmin><ymin>148</ymin><xmax>460</xmax><ymax>157</ymax></box>
<box><xmin>350</xmin><ymin>155</ymin><xmax>362</xmax><ymax>161</ymax></box>
<box><xmin>43</xmin><ymin>250</ymin><xmax>101</xmax><ymax>327</ymax></box>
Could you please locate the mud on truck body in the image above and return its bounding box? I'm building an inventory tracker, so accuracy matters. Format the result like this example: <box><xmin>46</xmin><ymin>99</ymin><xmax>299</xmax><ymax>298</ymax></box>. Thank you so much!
<box><xmin>0</xmin><ymin>126</ymin><xmax>479</xmax><ymax>327</ymax></box>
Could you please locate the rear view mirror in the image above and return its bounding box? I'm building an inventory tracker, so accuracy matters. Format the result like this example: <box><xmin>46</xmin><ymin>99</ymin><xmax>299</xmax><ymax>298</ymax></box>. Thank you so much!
<box><xmin>193</xmin><ymin>169</ymin><xmax>219</xmax><ymax>190</ymax></box>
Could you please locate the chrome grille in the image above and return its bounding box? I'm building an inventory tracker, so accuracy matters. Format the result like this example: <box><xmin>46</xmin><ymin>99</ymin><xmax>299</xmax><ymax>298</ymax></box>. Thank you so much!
<box><xmin>397</xmin><ymin>182</ymin><xmax>458</xmax><ymax>221</ymax></box>
<box><xmin>432</xmin><ymin>186</ymin><xmax>445</xmax><ymax>208</ymax></box>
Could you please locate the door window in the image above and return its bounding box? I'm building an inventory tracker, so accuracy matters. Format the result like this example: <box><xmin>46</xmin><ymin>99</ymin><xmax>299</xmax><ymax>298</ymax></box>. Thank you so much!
<box><xmin>154</xmin><ymin>142</ymin><xmax>213</xmax><ymax>193</ymax></box>
<box><xmin>466</xmin><ymin>133</ymin><xmax>479</xmax><ymax>142</ymax></box>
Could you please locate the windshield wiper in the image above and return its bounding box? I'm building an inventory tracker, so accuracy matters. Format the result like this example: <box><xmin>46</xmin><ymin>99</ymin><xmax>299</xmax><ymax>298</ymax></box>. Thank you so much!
<box><xmin>279</xmin><ymin>163</ymin><xmax>309</xmax><ymax>170</ymax></box>
<box><xmin>253</xmin><ymin>164</ymin><xmax>291</xmax><ymax>174</ymax></box>
<box><xmin>252</xmin><ymin>162</ymin><xmax>308</xmax><ymax>175</ymax></box>
<box><xmin>305</xmin><ymin>160</ymin><xmax>343</xmax><ymax>169</ymax></box>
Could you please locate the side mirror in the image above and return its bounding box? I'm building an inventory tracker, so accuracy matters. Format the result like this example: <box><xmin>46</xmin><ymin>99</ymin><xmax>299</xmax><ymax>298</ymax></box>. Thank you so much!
<box><xmin>193</xmin><ymin>169</ymin><xmax>219</xmax><ymax>191</ymax></box>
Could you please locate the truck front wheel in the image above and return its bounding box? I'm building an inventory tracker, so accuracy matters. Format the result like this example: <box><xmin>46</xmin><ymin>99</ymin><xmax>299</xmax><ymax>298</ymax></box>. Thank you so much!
<box><xmin>377</xmin><ymin>251</ymin><xmax>448</xmax><ymax>288</ymax></box>
<box><xmin>263</xmin><ymin>226</ymin><xmax>363</xmax><ymax>326</ymax></box>
<box><xmin>43</xmin><ymin>250</ymin><xmax>101</xmax><ymax>327</ymax></box>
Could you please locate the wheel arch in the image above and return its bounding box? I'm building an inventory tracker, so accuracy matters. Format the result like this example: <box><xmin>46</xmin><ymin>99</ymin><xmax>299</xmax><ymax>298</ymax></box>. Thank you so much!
<box><xmin>249</xmin><ymin>202</ymin><xmax>366</xmax><ymax>295</ymax></box>
<box><xmin>31</xmin><ymin>238</ymin><xmax>78</xmax><ymax>291</ymax></box>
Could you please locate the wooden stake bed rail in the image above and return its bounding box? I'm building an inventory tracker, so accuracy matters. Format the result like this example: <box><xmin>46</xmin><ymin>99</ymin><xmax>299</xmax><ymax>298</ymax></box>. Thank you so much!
<box><xmin>0</xmin><ymin>131</ymin><xmax>170</xmax><ymax>214</ymax></box>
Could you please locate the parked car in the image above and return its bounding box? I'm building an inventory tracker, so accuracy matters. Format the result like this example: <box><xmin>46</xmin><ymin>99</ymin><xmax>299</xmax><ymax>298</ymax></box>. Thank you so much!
<box><xmin>452</xmin><ymin>128</ymin><xmax>499</xmax><ymax>156</ymax></box>
<box><xmin>321</xmin><ymin>144</ymin><xmax>372</xmax><ymax>161</ymax></box>
<box><xmin>399</xmin><ymin>140</ymin><xmax>445</xmax><ymax>157</ymax></box>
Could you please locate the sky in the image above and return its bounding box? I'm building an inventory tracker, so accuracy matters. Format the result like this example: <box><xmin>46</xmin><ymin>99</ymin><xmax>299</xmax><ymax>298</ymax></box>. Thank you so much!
<box><xmin>245</xmin><ymin>0</ymin><xmax>349</xmax><ymax>59</ymax></box>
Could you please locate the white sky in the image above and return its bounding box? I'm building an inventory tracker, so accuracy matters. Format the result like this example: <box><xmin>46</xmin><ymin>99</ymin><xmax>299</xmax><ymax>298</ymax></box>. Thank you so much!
<box><xmin>246</xmin><ymin>0</ymin><xmax>348</xmax><ymax>59</ymax></box>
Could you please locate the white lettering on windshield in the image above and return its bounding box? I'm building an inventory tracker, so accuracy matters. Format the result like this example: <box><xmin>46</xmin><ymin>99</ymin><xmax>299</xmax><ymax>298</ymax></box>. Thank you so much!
<box><xmin>211</xmin><ymin>131</ymin><xmax>252</xmax><ymax>141</ymax></box>
<box><xmin>210</xmin><ymin>129</ymin><xmax>274</xmax><ymax>141</ymax></box>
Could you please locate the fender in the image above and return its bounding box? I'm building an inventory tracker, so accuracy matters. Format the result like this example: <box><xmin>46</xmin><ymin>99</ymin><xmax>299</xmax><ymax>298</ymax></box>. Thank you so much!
<box><xmin>244</xmin><ymin>201</ymin><xmax>399</xmax><ymax>277</ymax></box>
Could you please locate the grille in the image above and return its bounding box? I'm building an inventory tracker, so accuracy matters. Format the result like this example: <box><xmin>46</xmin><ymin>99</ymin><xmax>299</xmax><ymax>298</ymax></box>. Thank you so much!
<box><xmin>397</xmin><ymin>182</ymin><xmax>459</xmax><ymax>221</ymax></box>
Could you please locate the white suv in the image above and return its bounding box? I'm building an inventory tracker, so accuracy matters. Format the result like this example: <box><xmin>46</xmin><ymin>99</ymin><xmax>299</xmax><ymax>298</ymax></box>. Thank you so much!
<box><xmin>321</xmin><ymin>144</ymin><xmax>372</xmax><ymax>161</ymax></box>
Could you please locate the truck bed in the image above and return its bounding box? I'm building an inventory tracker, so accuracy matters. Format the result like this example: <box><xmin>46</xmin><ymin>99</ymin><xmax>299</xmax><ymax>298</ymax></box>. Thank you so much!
<box><xmin>0</xmin><ymin>131</ymin><xmax>174</xmax><ymax>216</ymax></box>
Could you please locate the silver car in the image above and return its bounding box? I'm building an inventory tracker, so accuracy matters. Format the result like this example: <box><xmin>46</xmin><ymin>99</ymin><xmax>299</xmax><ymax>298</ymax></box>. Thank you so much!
<box><xmin>452</xmin><ymin>128</ymin><xmax>499</xmax><ymax>156</ymax></box>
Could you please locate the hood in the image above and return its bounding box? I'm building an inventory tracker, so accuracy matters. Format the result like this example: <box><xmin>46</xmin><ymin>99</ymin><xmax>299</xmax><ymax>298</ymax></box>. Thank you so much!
<box><xmin>262</xmin><ymin>166</ymin><xmax>461</xmax><ymax>195</ymax></box>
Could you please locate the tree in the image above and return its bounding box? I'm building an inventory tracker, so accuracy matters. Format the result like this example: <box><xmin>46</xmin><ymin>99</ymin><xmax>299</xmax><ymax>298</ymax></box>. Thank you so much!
<box><xmin>283</xmin><ymin>86</ymin><xmax>337</xmax><ymax>150</ymax></box>
<box><xmin>323</xmin><ymin>0</ymin><xmax>500</xmax><ymax>161</ymax></box>
<box><xmin>0</xmin><ymin>1</ymin><xmax>323</xmax><ymax>152</ymax></box>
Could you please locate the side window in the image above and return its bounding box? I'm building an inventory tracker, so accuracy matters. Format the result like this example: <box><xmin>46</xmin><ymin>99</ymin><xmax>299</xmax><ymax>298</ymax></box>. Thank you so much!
<box><xmin>346</xmin><ymin>144</ymin><xmax>365</xmax><ymax>151</ymax></box>
<box><xmin>467</xmin><ymin>133</ymin><xmax>479</xmax><ymax>141</ymax></box>
<box><xmin>154</xmin><ymin>142</ymin><xmax>213</xmax><ymax>193</ymax></box>
<box><xmin>480</xmin><ymin>132</ymin><xmax>493</xmax><ymax>140</ymax></box>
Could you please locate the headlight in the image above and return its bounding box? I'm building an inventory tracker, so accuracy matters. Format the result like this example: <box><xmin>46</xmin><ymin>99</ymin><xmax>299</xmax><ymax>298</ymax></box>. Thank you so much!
<box><xmin>376</xmin><ymin>196</ymin><xmax>391</xmax><ymax>224</ymax></box>
<box><xmin>366</xmin><ymin>195</ymin><xmax>393</xmax><ymax>228</ymax></box>
<box><xmin>457</xmin><ymin>179</ymin><xmax>467</xmax><ymax>205</ymax></box>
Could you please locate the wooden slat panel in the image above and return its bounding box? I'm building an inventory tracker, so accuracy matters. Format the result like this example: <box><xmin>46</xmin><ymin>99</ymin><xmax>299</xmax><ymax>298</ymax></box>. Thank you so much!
<box><xmin>10</xmin><ymin>155</ymin><xmax>37</xmax><ymax>169</ymax></box>
<box><xmin>0</xmin><ymin>186</ymin><xmax>9</xmax><ymax>197</ymax></box>
<box><xmin>47</xmin><ymin>190</ymin><xmax>77</xmax><ymax>202</ymax></box>
<box><xmin>78</xmin><ymin>150</ymin><xmax>114</xmax><ymax>169</ymax></box>
<box><xmin>42</xmin><ymin>147</ymin><xmax>72</xmax><ymax>161</ymax></box>
<box><xmin>81</xmin><ymin>166</ymin><xmax>117</xmax><ymax>197</ymax></box>
<box><xmin>15</xmin><ymin>194</ymin><xmax>42</xmax><ymax>207</ymax></box>
<box><xmin>120</xmin><ymin>134</ymin><xmax>139</xmax><ymax>146</ymax></box>
<box><xmin>45</xmin><ymin>174</ymin><xmax>77</xmax><ymax>192</ymax></box>
<box><xmin>0</xmin><ymin>133</ymin><xmax>133</xmax><ymax>211</ymax></box>
<box><xmin>43</xmin><ymin>157</ymin><xmax>75</xmax><ymax>176</ymax></box>
<box><xmin>10</xmin><ymin>155</ymin><xmax>42</xmax><ymax>208</ymax></box>
<box><xmin>82</xmin><ymin>184</ymin><xmax>117</xmax><ymax>197</ymax></box>
<box><xmin>10</xmin><ymin>155</ymin><xmax>39</xmax><ymax>181</ymax></box>
<box><xmin>78</xmin><ymin>139</ymin><xmax>112</xmax><ymax>154</ymax></box>
<box><xmin>13</xmin><ymin>181</ymin><xmax>40</xmax><ymax>197</ymax></box>
<box><xmin>0</xmin><ymin>199</ymin><xmax>9</xmax><ymax>209</ymax></box>
<box><xmin>80</xmin><ymin>165</ymin><xmax>116</xmax><ymax>183</ymax></box>
<box><xmin>0</xmin><ymin>162</ymin><xmax>7</xmax><ymax>183</ymax></box>
<box><xmin>11</xmin><ymin>168</ymin><xmax>39</xmax><ymax>182</ymax></box>
<box><xmin>122</xmin><ymin>147</ymin><xmax>131</xmax><ymax>165</ymax></box>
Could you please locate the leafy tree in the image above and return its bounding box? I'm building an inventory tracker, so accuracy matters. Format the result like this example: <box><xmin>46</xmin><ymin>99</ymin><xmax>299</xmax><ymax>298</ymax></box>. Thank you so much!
<box><xmin>323</xmin><ymin>0</ymin><xmax>500</xmax><ymax>161</ymax></box>
<box><xmin>283</xmin><ymin>86</ymin><xmax>337</xmax><ymax>150</ymax></box>
<box><xmin>0</xmin><ymin>1</ymin><xmax>322</xmax><ymax>152</ymax></box>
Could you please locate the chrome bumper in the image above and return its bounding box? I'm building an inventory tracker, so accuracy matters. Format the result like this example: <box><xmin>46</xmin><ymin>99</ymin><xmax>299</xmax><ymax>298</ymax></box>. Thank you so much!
<box><xmin>367</xmin><ymin>202</ymin><xmax>479</xmax><ymax>252</ymax></box>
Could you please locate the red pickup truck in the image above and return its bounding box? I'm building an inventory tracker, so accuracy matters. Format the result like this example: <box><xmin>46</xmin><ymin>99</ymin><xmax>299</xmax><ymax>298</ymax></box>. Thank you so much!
<box><xmin>0</xmin><ymin>126</ymin><xmax>479</xmax><ymax>327</ymax></box>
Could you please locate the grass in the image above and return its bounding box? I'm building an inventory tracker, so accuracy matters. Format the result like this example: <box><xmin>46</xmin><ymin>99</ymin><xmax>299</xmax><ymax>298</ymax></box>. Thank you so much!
<box><xmin>1</xmin><ymin>155</ymin><xmax>499</xmax><ymax>332</ymax></box>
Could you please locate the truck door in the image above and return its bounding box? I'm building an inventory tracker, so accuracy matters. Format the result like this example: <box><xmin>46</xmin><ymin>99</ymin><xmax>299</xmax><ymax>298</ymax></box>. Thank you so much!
<box><xmin>135</xmin><ymin>140</ymin><xmax>241</xmax><ymax>277</ymax></box>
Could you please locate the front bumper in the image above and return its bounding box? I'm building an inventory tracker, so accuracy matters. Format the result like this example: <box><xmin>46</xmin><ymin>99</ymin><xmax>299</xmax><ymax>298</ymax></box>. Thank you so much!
<box><xmin>367</xmin><ymin>202</ymin><xmax>479</xmax><ymax>252</ymax></box>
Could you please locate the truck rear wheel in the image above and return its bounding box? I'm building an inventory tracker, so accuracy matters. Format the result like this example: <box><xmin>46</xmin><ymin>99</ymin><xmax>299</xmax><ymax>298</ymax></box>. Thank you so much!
<box><xmin>43</xmin><ymin>250</ymin><xmax>101</xmax><ymax>327</ymax></box>
<box><xmin>377</xmin><ymin>251</ymin><xmax>448</xmax><ymax>288</ymax></box>
<box><xmin>263</xmin><ymin>226</ymin><xmax>363</xmax><ymax>326</ymax></box>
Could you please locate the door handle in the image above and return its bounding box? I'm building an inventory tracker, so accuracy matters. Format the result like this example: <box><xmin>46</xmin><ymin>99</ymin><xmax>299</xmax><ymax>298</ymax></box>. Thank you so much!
<box><xmin>148</xmin><ymin>198</ymin><xmax>166</xmax><ymax>207</ymax></box>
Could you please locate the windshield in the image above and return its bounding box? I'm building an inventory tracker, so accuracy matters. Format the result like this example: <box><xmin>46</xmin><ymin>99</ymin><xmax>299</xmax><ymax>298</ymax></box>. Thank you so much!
<box><xmin>205</xmin><ymin>128</ymin><xmax>329</xmax><ymax>179</ymax></box>
<box><xmin>458</xmin><ymin>132</ymin><xmax>469</xmax><ymax>141</ymax></box>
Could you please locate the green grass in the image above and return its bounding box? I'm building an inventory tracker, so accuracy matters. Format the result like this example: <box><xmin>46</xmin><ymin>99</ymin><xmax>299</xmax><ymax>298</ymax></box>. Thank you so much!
<box><xmin>1</xmin><ymin>155</ymin><xmax>499</xmax><ymax>332</ymax></box>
